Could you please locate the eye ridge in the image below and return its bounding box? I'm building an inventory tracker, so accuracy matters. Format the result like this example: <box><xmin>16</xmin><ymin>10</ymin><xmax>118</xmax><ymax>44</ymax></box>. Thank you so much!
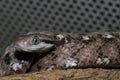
<box><xmin>32</xmin><ymin>35</ymin><xmax>40</xmax><ymax>45</ymax></box>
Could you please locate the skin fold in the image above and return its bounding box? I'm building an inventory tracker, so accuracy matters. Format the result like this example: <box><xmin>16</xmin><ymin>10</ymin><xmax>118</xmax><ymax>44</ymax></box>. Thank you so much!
<box><xmin>0</xmin><ymin>31</ymin><xmax>120</xmax><ymax>76</ymax></box>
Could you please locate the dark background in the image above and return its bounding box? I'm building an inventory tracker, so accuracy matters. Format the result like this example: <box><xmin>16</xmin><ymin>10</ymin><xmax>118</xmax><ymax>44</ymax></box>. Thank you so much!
<box><xmin>0</xmin><ymin>0</ymin><xmax>120</xmax><ymax>55</ymax></box>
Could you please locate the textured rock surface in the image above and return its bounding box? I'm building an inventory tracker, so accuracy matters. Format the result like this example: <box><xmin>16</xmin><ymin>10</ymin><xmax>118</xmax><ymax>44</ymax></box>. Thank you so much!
<box><xmin>0</xmin><ymin>68</ymin><xmax>120</xmax><ymax>80</ymax></box>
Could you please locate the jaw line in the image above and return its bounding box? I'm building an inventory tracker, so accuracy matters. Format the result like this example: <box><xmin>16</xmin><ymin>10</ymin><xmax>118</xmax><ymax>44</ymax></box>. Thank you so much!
<box><xmin>18</xmin><ymin>43</ymin><xmax>54</xmax><ymax>52</ymax></box>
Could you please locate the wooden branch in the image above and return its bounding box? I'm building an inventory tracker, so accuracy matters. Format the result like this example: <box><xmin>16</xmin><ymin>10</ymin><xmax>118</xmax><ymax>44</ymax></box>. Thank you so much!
<box><xmin>0</xmin><ymin>68</ymin><xmax>120</xmax><ymax>80</ymax></box>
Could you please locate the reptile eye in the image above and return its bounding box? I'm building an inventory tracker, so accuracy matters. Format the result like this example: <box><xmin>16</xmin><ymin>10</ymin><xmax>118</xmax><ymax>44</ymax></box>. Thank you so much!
<box><xmin>32</xmin><ymin>35</ymin><xmax>40</xmax><ymax>45</ymax></box>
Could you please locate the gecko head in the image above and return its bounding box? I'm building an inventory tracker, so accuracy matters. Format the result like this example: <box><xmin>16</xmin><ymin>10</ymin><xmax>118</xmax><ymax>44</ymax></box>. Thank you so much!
<box><xmin>1</xmin><ymin>32</ymin><xmax>56</xmax><ymax>76</ymax></box>
<box><xmin>2</xmin><ymin>32</ymin><xmax>55</xmax><ymax>65</ymax></box>
<box><xmin>15</xmin><ymin>34</ymin><xmax>54</xmax><ymax>53</ymax></box>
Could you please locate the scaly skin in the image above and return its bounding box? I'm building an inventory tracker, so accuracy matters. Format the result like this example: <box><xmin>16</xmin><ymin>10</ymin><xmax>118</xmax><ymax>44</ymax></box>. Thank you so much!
<box><xmin>0</xmin><ymin>31</ymin><xmax>80</xmax><ymax>76</ymax></box>
<box><xmin>1</xmin><ymin>31</ymin><xmax>120</xmax><ymax>76</ymax></box>
<box><xmin>30</xmin><ymin>32</ymin><xmax>120</xmax><ymax>72</ymax></box>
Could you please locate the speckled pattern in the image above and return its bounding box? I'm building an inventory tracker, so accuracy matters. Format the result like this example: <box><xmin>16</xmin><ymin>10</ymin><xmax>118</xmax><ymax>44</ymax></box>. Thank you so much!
<box><xmin>1</xmin><ymin>31</ymin><xmax>120</xmax><ymax>77</ymax></box>
<box><xmin>0</xmin><ymin>31</ymin><xmax>81</xmax><ymax>76</ymax></box>
<box><xmin>30</xmin><ymin>32</ymin><xmax>120</xmax><ymax>72</ymax></box>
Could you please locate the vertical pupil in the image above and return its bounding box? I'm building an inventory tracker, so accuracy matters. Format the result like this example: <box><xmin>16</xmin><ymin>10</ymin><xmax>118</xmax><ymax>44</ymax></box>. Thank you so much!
<box><xmin>32</xmin><ymin>36</ymin><xmax>40</xmax><ymax>45</ymax></box>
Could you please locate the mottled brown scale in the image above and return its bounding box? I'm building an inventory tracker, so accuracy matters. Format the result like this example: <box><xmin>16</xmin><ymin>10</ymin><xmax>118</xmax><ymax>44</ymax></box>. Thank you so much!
<box><xmin>30</xmin><ymin>32</ymin><xmax>120</xmax><ymax>72</ymax></box>
<box><xmin>1</xmin><ymin>31</ymin><xmax>120</xmax><ymax>77</ymax></box>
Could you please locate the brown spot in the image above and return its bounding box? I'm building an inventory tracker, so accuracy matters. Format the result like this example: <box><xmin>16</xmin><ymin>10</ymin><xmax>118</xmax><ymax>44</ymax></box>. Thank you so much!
<box><xmin>37</xmin><ymin>64</ymin><xmax>41</xmax><ymax>70</ymax></box>
<box><xmin>52</xmin><ymin>55</ymin><xmax>57</xmax><ymax>60</ymax></box>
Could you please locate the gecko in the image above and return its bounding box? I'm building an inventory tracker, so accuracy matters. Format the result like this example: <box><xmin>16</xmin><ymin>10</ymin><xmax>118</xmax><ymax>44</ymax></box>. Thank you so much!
<box><xmin>0</xmin><ymin>31</ymin><xmax>80</xmax><ymax>76</ymax></box>
<box><xmin>0</xmin><ymin>31</ymin><xmax>120</xmax><ymax>76</ymax></box>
